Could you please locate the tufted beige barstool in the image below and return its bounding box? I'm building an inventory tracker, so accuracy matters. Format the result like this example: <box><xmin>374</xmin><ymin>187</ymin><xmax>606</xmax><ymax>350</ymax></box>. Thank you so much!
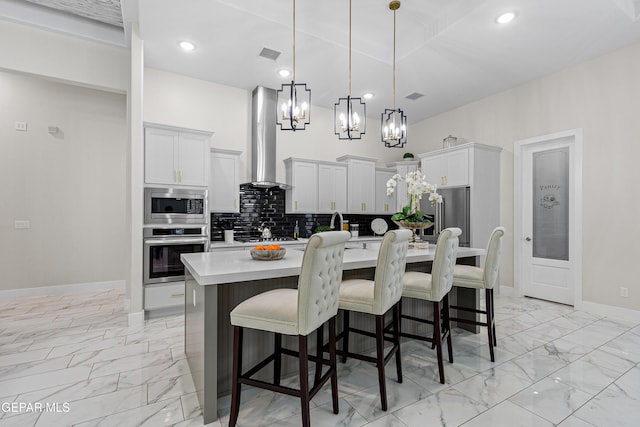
<box><xmin>337</xmin><ymin>228</ymin><xmax>412</xmax><ymax>411</ymax></box>
<box><xmin>451</xmin><ymin>226</ymin><xmax>505</xmax><ymax>362</ymax></box>
<box><xmin>401</xmin><ymin>227</ymin><xmax>461</xmax><ymax>384</ymax></box>
<box><xmin>229</xmin><ymin>231</ymin><xmax>351</xmax><ymax>427</ymax></box>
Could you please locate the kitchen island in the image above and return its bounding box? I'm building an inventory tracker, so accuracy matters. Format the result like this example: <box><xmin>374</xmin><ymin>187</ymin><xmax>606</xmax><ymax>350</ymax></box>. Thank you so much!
<box><xmin>182</xmin><ymin>243</ymin><xmax>485</xmax><ymax>423</ymax></box>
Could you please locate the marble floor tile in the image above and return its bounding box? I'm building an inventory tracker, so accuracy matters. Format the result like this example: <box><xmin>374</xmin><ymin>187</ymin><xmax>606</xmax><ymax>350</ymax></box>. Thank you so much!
<box><xmin>452</xmin><ymin>367</ymin><xmax>533</xmax><ymax>407</ymax></box>
<box><xmin>2</xmin><ymin>289</ymin><xmax>640</xmax><ymax>427</ymax></box>
<box><xmin>88</xmin><ymin>349</ymin><xmax>173</xmax><ymax>378</ymax></box>
<box><xmin>34</xmin><ymin>384</ymin><xmax>148</xmax><ymax>426</ymax></box>
<box><xmin>508</xmin><ymin>377</ymin><xmax>592</xmax><ymax>424</ymax></box>
<box><xmin>394</xmin><ymin>388</ymin><xmax>488</xmax><ymax>427</ymax></box>
<box><xmin>73</xmin><ymin>396</ymin><xmax>184</xmax><ymax>427</ymax></box>
<box><xmin>147</xmin><ymin>373</ymin><xmax>196</xmax><ymax>404</ymax></box>
<box><xmin>459</xmin><ymin>400</ymin><xmax>553</xmax><ymax>427</ymax></box>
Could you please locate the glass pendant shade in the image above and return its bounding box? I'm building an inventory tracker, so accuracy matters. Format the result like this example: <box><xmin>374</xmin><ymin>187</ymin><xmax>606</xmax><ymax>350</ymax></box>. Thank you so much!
<box><xmin>381</xmin><ymin>107</ymin><xmax>407</xmax><ymax>148</ymax></box>
<box><xmin>276</xmin><ymin>82</ymin><xmax>311</xmax><ymax>131</ymax></box>
<box><xmin>334</xmin><ymin>96</ymin><xmax>366</xmax><ymax>140</ymax></box>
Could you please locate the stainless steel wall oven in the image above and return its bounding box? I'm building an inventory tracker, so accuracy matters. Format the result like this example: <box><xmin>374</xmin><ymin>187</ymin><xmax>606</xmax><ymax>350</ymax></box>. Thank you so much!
<box><xmin>143</xmin><ymin>225</ymin><xmax>209</xmax><ymax>285</ymax></box>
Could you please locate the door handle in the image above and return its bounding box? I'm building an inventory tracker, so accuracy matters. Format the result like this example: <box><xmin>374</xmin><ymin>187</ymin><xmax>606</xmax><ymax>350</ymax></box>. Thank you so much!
<box><xmin>525</xmin><ymin>237</ymin><xmax>532</xmax><ymax>242</ymax></box>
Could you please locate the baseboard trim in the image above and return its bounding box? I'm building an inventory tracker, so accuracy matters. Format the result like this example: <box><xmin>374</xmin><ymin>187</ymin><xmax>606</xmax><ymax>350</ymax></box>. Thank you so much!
<box><xmin>579</xmin><ymin>301</ymin><xmax>640</xmax><ymax>323</ymax></box>
<box><xmin>128</xmin><ymin>311</ymin><xmax>145</xmax><ymax>327</ymax></box>
<box><xmin>0</xmin><ymin>280</ymin><xmax>125</xmax><ymax>300</ymax></box>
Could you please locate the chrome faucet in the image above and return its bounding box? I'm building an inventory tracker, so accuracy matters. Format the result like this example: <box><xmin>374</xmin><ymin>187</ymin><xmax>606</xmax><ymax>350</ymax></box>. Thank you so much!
<box><xmin>329</xmin><ymin>211</ymin><xmax>344</xmax><ymax>231</ymax></box>
<box><xmin>258</xmin><ymin>222</ymin><xmax>272</xmax><ymax>239</ymax></box>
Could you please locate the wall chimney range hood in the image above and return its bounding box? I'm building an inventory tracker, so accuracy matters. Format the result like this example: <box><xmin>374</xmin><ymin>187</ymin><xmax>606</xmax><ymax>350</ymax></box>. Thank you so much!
<box><xmin>248</xmin><ymin>86</ymin><xmax>289</xmax><ymax>189</ymax></box>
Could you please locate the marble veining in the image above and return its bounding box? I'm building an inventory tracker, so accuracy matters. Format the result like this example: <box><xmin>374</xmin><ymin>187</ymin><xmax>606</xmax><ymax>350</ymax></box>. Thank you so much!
<box><xmin>0</xmin><ymin>287</ymin><xmax>638</xmax><ymax>426</ymax></box>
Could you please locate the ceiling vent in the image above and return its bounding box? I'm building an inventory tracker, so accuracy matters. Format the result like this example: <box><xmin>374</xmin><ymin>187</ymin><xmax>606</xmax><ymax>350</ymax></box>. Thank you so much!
<box><xmin>258</xmin><ymin>47</ymin><xmax>281</xmax><ymax>61</ymax></box>
<box><xmin>405</xmin><ymin>92</ymin><xmax>425</xmax><ymax>101</ymax></box>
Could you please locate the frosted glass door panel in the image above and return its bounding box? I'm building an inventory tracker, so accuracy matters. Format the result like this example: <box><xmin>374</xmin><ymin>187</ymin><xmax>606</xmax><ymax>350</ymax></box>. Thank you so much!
<box><xmin>532</xmin><ymin>147</ymin><xmax>569</xmax><ymax>261</ymax></box>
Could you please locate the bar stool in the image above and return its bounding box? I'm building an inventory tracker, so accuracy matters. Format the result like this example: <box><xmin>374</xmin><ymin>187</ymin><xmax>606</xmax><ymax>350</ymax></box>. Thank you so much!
<box><xmin>229</xmin><ymin>230</ymin><xmax>351</xmax><ymax>427</ymax></box>
<box><xmin>401</xmin><ymin>227</ymin><xmax>461</xmax><ymax>384</ymax></box>
<box><xmin>337</xmin><ymin>228</ymin><xmax>412</xmax><ymax>411</ymax></box>
<box><xmin>451</xmin><ymin>226</ymin><xmax>505</xmax><ymax>362</ymax></box>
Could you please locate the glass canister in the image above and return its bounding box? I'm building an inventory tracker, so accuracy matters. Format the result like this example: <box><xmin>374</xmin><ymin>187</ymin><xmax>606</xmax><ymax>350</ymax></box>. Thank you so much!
<box><xmin>443</xmin><ymin>134</ymin><xmax>458</xmax><ymax>148</ymax></box>
<box><xmin>343</xmin><ymin>220</ymin><xmax>349</xmax><ymax>232</ymax></box>
<box><xmin>350</xmin><ymin>223</ymin><xmax>359</xmax><ymax>238</ymax></box>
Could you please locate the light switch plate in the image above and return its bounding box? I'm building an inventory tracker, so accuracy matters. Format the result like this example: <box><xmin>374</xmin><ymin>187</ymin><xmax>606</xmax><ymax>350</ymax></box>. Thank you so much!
<box><xmin>14</xmin><ymin>220</ymin><xmax>31</xmax><ymax>229</ymax></box>
<box><xmin>15</xmin><ymin>122</ymin><xmax>27</xmax><ymax>131</ymax></box>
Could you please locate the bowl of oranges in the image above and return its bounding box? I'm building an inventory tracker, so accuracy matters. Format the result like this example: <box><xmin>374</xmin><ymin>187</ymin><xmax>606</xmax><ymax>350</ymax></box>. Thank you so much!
<box><xmin>250</xmin><ymin>244</ymin><xmax>286</xmax><ymax>261</ymax></box>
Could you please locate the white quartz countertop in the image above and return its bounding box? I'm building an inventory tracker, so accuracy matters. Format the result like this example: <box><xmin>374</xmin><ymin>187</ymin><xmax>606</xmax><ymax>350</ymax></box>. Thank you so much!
<box><xmin>182</xmin><ymin>243</ymin><xmax>485</xmax><ymax>286</ymax></box>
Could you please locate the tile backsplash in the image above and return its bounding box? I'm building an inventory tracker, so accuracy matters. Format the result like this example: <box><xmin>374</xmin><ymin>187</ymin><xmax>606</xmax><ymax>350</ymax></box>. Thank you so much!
<box><xmin>210</xmin><ymin>184</ymin><xmax>395</xmax><ymax>241</ymax></box>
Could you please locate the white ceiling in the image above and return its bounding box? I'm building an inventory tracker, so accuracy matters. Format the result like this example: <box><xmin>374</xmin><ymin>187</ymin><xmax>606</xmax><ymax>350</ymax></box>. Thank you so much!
<box><xmin>3</xmin><ymin>0</ymin><xmax>640</xmax><ymax>123</ymax></box>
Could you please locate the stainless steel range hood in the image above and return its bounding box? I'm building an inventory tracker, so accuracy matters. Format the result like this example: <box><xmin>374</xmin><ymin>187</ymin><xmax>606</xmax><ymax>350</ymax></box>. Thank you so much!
<box><xmin>248</xmin><ymin>86</ymin><xmax>288</xmax><ymax>189</ymax></box>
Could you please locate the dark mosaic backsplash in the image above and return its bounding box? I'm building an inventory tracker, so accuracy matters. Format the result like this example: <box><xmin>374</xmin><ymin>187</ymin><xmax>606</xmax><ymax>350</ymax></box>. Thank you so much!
<box><xmin>210</xmin><ymin>184</ymin><xmax>396</xmax><ymax>241</ymax></box>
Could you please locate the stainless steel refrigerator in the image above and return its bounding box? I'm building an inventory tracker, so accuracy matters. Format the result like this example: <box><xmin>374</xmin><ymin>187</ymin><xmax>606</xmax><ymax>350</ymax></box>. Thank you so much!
<box><xmin>419</xmin><ymin>187</ymin><xmax>471</xmax><ymax>247</ymax></box>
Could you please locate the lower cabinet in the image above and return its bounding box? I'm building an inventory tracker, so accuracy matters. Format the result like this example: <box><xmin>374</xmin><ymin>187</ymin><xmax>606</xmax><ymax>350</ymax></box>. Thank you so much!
<box><xmin>144</xmin><ymin>282</ymin><xmax>185</xmax><ymax>310</ymax></box>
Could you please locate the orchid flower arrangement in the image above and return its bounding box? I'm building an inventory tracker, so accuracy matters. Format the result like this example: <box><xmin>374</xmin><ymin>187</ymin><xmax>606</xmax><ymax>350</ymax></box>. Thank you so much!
<box><xmin>386</xmin><ymin>170</ymin><xmax>442</xmax><ymax>223</ymax></box>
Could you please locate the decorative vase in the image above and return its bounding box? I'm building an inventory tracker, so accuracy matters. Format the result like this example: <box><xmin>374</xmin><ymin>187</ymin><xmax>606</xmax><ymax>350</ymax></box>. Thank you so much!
<box><xmin>393</xmin><ymin>220</ymin><xmax>434</xmax><ymax>244</ymax></box>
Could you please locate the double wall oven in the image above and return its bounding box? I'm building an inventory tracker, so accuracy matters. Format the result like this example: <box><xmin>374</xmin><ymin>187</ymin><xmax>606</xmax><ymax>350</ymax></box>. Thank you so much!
<box><xmin>143</xmin><ymin>187</ymin><xmax>209</xmax><ymax>287</ymax></box>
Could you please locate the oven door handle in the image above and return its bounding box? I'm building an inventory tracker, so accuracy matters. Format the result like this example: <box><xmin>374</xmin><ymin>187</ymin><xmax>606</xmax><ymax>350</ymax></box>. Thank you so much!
<box><xmin>144</xmin><ymin>237</ymin><xmax>208</xmax><ymax>245</ymax></box>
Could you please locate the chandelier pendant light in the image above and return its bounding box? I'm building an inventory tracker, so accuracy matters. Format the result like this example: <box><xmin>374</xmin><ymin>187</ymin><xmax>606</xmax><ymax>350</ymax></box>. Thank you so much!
<box><xmin>381</xmin><ymin>0</ymin><xmax>407</xmax><ymax>148</ymax></box>
<box><xmin>334</xmin><ymin>0</ymin><xmax>366</xmax><ymax>140</ymax></box>
<box><xmin>277</xmin><ymin>0</ymin><xmax>311</xmax><ymax>131</ymax></box>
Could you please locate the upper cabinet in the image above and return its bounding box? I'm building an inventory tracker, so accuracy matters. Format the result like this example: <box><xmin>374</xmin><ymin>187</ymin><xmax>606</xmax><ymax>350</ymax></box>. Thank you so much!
<box><xmin>337</xmin><ymin>155</ymin><xmax>376</xmax><ymax>214</ymax></box>
<box><xmin>285</xmin><ymin>158</ymin><xmax>318</xmax><ymax>213</ymax></box>
<box><xmin>144</xmin><ymin>123</ymin><xmax>211</xmax><ymax>187</ymax></box>
<box><xmin>318</xmin><ymin>162</ymin><xmax>347</xmax><ymax>213</ymax></box>
<box><xmin>421</xmin><ymin>148</ymin><xmax>468</xmax><ymax>188</ymax></box>
<box><xmin>375</xmin><ymin>168</ymin><xmax>396</xmax><ymax>214</ymax></box>
<box><xmin>209</xmin><ymin>149</ymin><xmax>241</xmax><ymax>212</ymax></box>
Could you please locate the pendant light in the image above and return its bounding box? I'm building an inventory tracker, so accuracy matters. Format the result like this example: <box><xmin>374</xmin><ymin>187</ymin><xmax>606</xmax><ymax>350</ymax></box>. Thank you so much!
<box><xmin>381</xmin><ymin>0</ymin><xmax>407</xmax><ymax>148</ymax></box>
<box><xmin>276</xmin><ymin>0</ymin><xmax>311</xmax><ymax>131</ymax></box>
<box><xmin>334</xmin><ymin>0</ymin><xmax>366</xmax><ymax>140</ymax></box>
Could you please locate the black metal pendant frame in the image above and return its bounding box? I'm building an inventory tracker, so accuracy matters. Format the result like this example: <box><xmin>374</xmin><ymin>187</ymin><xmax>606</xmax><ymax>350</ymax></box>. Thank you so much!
<box><xmin>276</xmin><ymin>81</ymin><xmax>311</xmax><ymax>131</ymax></box>
<box><xmin>381</xmin><ymin>107</ymin><xmax>407</xmax><ymax>148</ymax></box>
<box><xmin>334</xmin><ymin>95</ymin><xmax>366</xmax><ymax>140</ymax></box>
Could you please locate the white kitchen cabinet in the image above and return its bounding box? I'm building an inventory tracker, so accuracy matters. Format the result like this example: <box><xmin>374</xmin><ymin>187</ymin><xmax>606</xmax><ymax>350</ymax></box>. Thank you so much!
<box><xmin>386</xmin><ymin>160</ymin><xmax>420</xmax><ymax>212</ymax></box>
<box><xmin>318</xmin><ymin>162</ymin><xmax>347</xmax><ymax>213</ymax></box>
<box><xmin>375</xmin><ymin>168</ymin><xmax>396</xmax><ymax>214</ymax></box>
<box><xmin>337</xmin><ymin>155</ymin><xmax>376</xmax><ymax>214</ymax></box>
<box><xmin>144</xmin><ymin>282</ymin><xmax>185</xmax><ymax>310</ymax></box>
<box><xmin>421</xmin><ymin>148</ymin><xmax>468</xmax><ymax>188</ymax></box>
<box><xmin>419</xmin><ymin>143</ymin><xmax>502</xmax><ymax>251</ymax></box>
<box><xmin>144</xmin><ymin>123</ymin><xmax>211</xmax><ymax>187</ymax></box>
<box><xmin>209</xmin><ymin>148</ymin><xmax>241</xmax><ymax>212</ymax></box>
<box><xmin>285</xmin><ymin>158</ymin><xmax>318</xmax><ymax>213</ymax></box>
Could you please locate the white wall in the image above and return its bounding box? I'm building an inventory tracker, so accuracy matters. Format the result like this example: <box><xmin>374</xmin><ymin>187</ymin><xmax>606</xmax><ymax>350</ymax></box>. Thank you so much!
<box><xmin>0</xmin><ymin>71</ymin><xmax>127</xmax><ymax>291</ymax></box>
<box><xmin>410</xmin><ymin>41</ymin><xmax>640</xmax><ymax>311</ymax></box>
<box><xmin>143</xmin><ymin>68</ymin><xmax>406</xmax><ymax>184</ymax></box>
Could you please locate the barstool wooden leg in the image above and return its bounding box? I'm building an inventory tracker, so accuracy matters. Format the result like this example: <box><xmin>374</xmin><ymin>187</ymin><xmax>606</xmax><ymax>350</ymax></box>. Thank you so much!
<box><xmin>274</xmin><ymin>333</ymin><xmax>282</xmax><ymax>386</ymax></box>
<box><xmin>375</xmin><ymin>314</ymin><xmax>388</xmax><ymax>411</ymax></box>
<box><xmin>341</xmin><ymin>310</ymin><xmax>350</xmax><ymax>363</ymax></box>
<box><xmin>393</xmin><ymin>302</ymin><xmax>403</xmax><ymax>383</ymax></box>
<box><xmin>298</xmin><ymin>335</ymin><xmax>311</xmax><ymax>427</ymax></box>
<box><xmin>490</xmin><ymin>289</ymin><xmax>497</xmax><ymax>346</ymax></box>
<box><xmin>443</xmin><ymin>294</ymin><xmax>453</xmax><ymax>363</ymax></box>
<box><xmin>314</xmin><ymin>326</ymin><xmax>323</xmax><ymax>386</ymax></box>
<box><xmin>329</xmin><ymin>317</ymin><xmax>339</xmax><ymax>414</ymax></box>
<box><xmin>229</xmin><ymin>326</ymin><xmax>243</xmax><ymax>427</ymax></box>
<box><xmin>486</xmin><ymin>289</ymin><xmax>496</xmax><ymax>362</ymax></box>
<box><xmin>432</xmin><ymin>301</ymin><xmax>445</xmax><ymax>384</ymax></box>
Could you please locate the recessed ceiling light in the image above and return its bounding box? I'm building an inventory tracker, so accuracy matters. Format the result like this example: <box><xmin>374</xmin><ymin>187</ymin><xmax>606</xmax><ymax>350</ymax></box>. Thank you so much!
<box><xmin>179</xmin><ymin>41</ymin><xmax>196</xmax><ymax>51</ymax></box>
<box><xmin>278</xmin><ymin>69</ymin><xmax>291</xmax><ymax>78</ymax></box>
<box><xmin>496</xmin><ymin>12</ymin><xmax>516</xmax><ymax>24</ymax></box>
<box><xmin>363</xmin><ymin>92</ymin><xmax>374</xmax><ymax>100</ymax></box>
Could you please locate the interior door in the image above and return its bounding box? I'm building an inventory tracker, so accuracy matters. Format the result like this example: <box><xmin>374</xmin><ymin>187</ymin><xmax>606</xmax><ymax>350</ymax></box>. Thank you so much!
<box><xmin>515</xmin><ymin>131</ymin><xmax>582</xmax><ymax>305</ymax></box>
